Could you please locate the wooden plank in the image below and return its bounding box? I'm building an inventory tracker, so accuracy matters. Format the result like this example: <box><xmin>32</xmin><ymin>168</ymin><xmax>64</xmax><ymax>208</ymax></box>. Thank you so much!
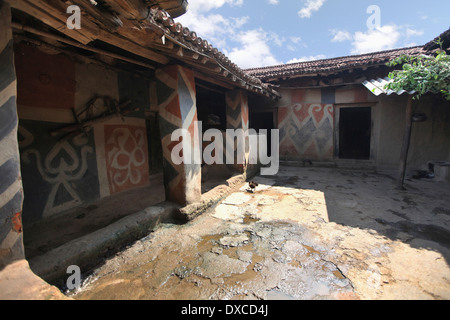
<box><xmin>96</xmin><ymin>29</ymin><xmax>170</xmax><ymax>65</ymax></box>
<box><xmin>194</xmin><ymin>71</ymin><xmax>234</xmax><ymax>91</ymax></box>
<box><xmin>69</xmin><ymin>0</ymin><xmax>122</xmax><ymax>31</ymax></box>
<box><xmin>9</xmin><ymin>0</ymin><xmax>94</xmax><ymax>44</ymax></box>
<box><xmin>26</xmin><ymin>0</ymin><xmax>101</xmax><ymax>41</ymax></box>
<box><xmin>12</xmin><ymin>23</ymin><xmax>156</xmax><ymax>70</ymax></box>
<box><xmin>101</xmin><ymin>0</ymin><xmax>149</xmax><ymax>20</ymax></box>
<box><xmin>12</xmin><ymin>0</ymin><xmax>170</xmax><ymax>65</ymax></box>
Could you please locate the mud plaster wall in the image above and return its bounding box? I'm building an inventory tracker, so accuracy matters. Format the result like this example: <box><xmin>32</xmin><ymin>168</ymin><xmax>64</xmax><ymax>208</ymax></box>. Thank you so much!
<box><xmin>15</xmin><ymin>43</ymin><xmax>154</xmax><ymax>225</ymax></box>
<box><xmin>0</xmin><ymin>2</ymin><xmax>25</xmax><ymax>270</ymax></box>
<box><xmin>375</xmin><ymin>94</ymin><xmax>450</xmax><ymax>171</ymax></box>
<box><xmin>275</xmin><ymin>83</ymin><xmax>449</xmax><ymax>171</ymax></box>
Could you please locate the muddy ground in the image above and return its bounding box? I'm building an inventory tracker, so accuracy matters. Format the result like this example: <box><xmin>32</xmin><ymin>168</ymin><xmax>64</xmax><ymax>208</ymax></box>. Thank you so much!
<box><xmin>70</xmin><ymin>166</ymin><xmax>450</xmax><ymax>300</ymax></box>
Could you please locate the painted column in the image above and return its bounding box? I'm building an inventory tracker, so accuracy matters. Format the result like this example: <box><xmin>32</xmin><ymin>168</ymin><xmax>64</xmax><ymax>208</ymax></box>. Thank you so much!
<box><xmin>0</xmin><ymin>1</ymin><xmax>25</xmax><ymax>270</ymax></box>
<box><xmin>156</xmin><ymin>65</ymin><xmax>201</xmax><ymax>206</ymax></box>
<box><xmin>226</xmin><ymin>89</ymin><xmax>249</xmax><ymax>174</ymax></box>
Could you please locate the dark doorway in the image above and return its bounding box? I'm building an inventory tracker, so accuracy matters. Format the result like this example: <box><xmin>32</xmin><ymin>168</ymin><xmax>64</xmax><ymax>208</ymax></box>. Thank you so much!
<box><xmin>339</xmin><ymin>107</ymin><xmax>372</xmax><ymax>160</ymax></box>
<box><xmin>250</xmin><ymin>112</ymin><xmax>275</xmax><ymax>156</ymax></box>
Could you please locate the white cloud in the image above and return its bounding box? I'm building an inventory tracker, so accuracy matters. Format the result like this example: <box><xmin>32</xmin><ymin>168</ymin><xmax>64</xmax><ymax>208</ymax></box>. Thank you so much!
<box><xmin>329</xmin><ymin>25</ymin><xmax>425</xmax><ymax>55</ymax></box>
<box><xmin>226</xmin><ymin>29</ymin><xmax>282</xmax><ymax>69</ymax></box>
<box><xmin>176</xmin><ymin>0</ymin><xmax>248</xmax><ymax>48</ymax></box>
<box><xmin>287</xmin><ymin>55</ymin><xmax>327</xmax><ymax>64</ymax></box>
<box><xmin>351</xmin><ymin>25</ymin><xmax>401</xmax><ymax>54</ymax></box>
<box><xmin>267</xmin><ymin>0</ymin><xmax>279</xmax><ymax>4</ymax></box>
<box><xmin>186</xmin><ymin>0</ymin><xmax>243</xmax><ymax>13</ymax></box>
<box><xmin>290</xmin><ymin>36</ymin><xmax>302</xmax><ymax>44</ymax></box>
<box><xmin>298</xmin><ymin>0</ymin><xmax>326</xmax><ymax>18</ymax></box>
<box><xmin>330</xmin><ymin>29</ymin><xmax>352</xmax><ymax>43</ymax></box>
<box><xmin>350</xmin><ymin>25</ymin><xmax>424</xmax><ymax>54</ymax></box>
<box><xmin>406</xmin><ymin>28</ymin><xmax>424</xmax><ymax>38</ymax></box>
<box><xmin>177</xmin><ymin>0</ymin><xmax>285</xmax><ymax>69</ymax></box>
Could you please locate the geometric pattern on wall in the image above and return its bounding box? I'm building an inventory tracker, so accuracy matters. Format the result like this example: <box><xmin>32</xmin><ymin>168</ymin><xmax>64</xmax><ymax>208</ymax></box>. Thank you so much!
<box><xmin>0</xmin><ymin>3</ymin><xmax>24</xmax><ymax>267</ymax></box>
<box><xmin>226</xmin><ymin>89</ymin><xmax>249</xmax><ymax>173</ymax></box>
<box><xmin>156</xmin><ymin>65</ymin><xmax>201</xmax><ymax>206</ymax></box>
<box><xmin>279</xmin><ymin>103</ymin><xmax>334</xmax><ymax>161</ymax></box>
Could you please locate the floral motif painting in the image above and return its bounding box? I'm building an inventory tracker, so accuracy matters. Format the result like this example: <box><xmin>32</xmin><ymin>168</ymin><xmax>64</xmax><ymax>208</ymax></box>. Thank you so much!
<box><xmin>104</xmin><ymin>125</ymin><xmax>149</xmax><ymax>195</ymax></box>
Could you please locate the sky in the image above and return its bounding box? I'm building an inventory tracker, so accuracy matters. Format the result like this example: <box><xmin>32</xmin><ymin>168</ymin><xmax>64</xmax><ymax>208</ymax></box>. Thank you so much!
<box><xmin>175</xmin><ymin>0</ymin><xmax>450</xmax><ymax>69</ymax></box>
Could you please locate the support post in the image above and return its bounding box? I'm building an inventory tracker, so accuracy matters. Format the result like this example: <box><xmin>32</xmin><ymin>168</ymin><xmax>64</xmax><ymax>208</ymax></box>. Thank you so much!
<box><xmin>0</xmin><ymin>1</ymin><xmax>25</xmax><ymax>270</ymax></box>
<box><xmin>397</xmin><ymin>95</ymin><xmax>414</xmax><ymax>189</ymax></box>
<box><xmin>225</xmin><ymin>89</ymin><xmax>249</xmax><ymax>174</ymax></box>
<box><xmin>156</xmin><ymin>65</ymin><xmax>201</xmax><ymax>206</ymax></box>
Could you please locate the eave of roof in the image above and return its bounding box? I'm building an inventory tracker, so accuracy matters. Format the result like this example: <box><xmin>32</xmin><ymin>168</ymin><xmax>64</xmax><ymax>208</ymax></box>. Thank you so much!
<box><xmin>245</xmin><ymin>46</ymin><xmax>427</xmax><ymax>82</ymax></box>
<box><xmin>148</xmin><ymin>9</ymin><xmax>281</xmax><ymax>99</ymax></box>
<box><xmin>424</xmin><ymin>28</ymin><xmax>450</xmax><ymax>51</ymax></box>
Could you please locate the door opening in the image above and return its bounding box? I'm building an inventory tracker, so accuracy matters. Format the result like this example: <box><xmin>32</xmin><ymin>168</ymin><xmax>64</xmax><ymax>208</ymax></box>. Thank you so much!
<box><xmin>250</xmin><ymin>112</ymin><xmax>275</xmax><ymax>156</ymax></box>
<box><xmin>339</xmin><ymin>107</ymin><xmax>372</xmax><ymax>160</ymax></box>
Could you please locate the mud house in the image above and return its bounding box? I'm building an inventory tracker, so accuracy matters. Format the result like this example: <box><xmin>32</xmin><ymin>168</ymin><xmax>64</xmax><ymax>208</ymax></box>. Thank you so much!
<box><xmin>0</xmin><ymin>0</ymin><xmax>279</xmax><ymax>283</ymax></box>
<box><xmin>246</xmin><ymin>38</ymin><xmax>450</xmax><ymax>178</ymax></box>
<box><xmin>0</xmin><ymin>0</ymin><xmax>449</xmax><ymax>293</ymax></box>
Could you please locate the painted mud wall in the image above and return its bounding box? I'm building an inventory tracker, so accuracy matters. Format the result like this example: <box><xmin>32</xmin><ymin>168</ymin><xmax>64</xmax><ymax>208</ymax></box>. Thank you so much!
<box><xmin>156</xmin><ymin>65</ymin><xmax>201</xmax><ymax>206</ymax></box>
<box><xmin>275</xmin><ymin>84</ymin><xmax>449</xmax><ymax>172</ymax></box>
<box><xmin>226</xmin><ymin>89</ymin><xmax>250</xmax><ymax>173</ymax></box>
<box><xmin>276</xmin><ymin>87</ymin><xmax>345</xmax><ymax>161</ymax></box>
<box><xmin>0</xmin><ymin>1</ymin><xmax>25</xmax><ymax>270</ymax></box>
<box><xmin>14</xmin><ymin>42</ymin><xmax>156</xmax><ymax>225</ymax></box>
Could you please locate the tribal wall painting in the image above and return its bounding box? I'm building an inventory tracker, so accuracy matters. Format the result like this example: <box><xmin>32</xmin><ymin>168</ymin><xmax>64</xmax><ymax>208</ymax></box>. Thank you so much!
<box><xmin>104</xmin><ymin>124</ymin><xmax>149</xmax><ymax>195</ymax></box>
<box><xmin>277</xmin><ymin>87</ymin><xmax>336</xmax><ymax>161</ymax></box>
<box><xmin>156</xmin><ymin>65</ymin><xmax>201</xmax><ymax>206</ymax></box>
<box><xmin>93</xmin><ymin>118</ymin><xmax>150</xmax><ymax>199</ymax></box>
<box><xmin>278</xmin><ymin>103</ymin><xmax>334</xmax><ymax>161</ymax></box>
<box><xmin>226</xmin><ymin>89</ymin><xmax>249</xmax><ymax>173</ymax></box>
<box><xmin>0</xmin><ymin>2</ymin><xmax>24</xmax><ymax>268</ymax></box>
<box><xmin>19</xmin><ymin>120</ymin><xmax>100</xmax><ymax>224</ymax></box>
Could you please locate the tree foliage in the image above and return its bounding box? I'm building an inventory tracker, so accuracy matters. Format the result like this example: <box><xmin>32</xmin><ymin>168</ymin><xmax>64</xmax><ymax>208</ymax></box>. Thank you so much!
<box><xmin>384</xmin><ymin>40</ymin><xmax>450</xmax><ymax>100</ymax></box>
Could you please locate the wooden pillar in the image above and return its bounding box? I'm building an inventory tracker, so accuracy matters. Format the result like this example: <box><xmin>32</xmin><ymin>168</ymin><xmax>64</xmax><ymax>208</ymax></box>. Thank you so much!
<box><xmin>397</xmin><ymin>95</ymin><xmax>414</xmax><ymax>189</ymax></box>
<box><xmin>156</xmin><ymin>65</ymin><xmax>201</xmax><ymax>206</ymax></box>
<box><xmin>0</xmin><ymin>1</ymin><xmax>25</xmax><ymax>270</ymax></box>
<box><xmin>226</xmin><ymin>89</ymin><xmax>249</xmax><ymax>174</ymax></box>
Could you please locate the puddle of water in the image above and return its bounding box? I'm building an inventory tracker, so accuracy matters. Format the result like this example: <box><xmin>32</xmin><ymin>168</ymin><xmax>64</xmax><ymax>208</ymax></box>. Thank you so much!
<box><xmin>303</xmin><ymin>245</ymin><xmax>321</xmax><ymax>256</ymax></box>
<box><xmin>243</xmin><ymin>214</ymin><xmax>260</xmax><ymax>225</ymax></box>
<box><xmin>288</xmin><ymin>259</ymin><xmax>302</xmax><ymax>269</ymax></box>
<box><xmin>198</xmin><ymin>234</ymin><xmax>224</xmax><ymax>249</ymax></box>
<box><xmin>333</xmin><ymin>270</ymin><xmax>346</xmax><ymax>280</ymax></box>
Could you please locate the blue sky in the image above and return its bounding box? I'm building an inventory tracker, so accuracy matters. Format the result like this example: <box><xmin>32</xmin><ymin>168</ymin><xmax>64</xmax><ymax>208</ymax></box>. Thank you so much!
<box><xmin>175</xmin><ymin>0</ymin><xmax>450</xmax><ymax>69</ymax></box>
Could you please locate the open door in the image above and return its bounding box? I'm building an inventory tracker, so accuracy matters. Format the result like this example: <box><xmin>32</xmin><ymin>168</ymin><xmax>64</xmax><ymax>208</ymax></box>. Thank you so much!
<box><xmin>339</xmin><ymin>107</ymin><xmax>372</xmax><ymax>160</ymax></box>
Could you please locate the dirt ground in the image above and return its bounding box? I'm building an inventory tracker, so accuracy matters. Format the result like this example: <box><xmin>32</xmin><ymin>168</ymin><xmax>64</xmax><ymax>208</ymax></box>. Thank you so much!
<box><xmin>69</xmin><ymin>166</ymin><xmax>450</xmax><ymax>300</ymax></box>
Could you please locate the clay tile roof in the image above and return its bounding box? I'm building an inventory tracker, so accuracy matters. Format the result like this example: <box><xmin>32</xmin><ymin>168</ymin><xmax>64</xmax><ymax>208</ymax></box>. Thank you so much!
<box><xmin>424</xmin><ymin>28</ymin><xmax>450</xmax><ymax>51</ymax></box>
<box><xmin>245</xmin><ymin>46</ymin><xmax>427</xmax><ymax>82</ymax></box>
<box><xmin>149</xmin><ymin>9</ymin><xmax>280</xmax><ymax>99</ymax></box>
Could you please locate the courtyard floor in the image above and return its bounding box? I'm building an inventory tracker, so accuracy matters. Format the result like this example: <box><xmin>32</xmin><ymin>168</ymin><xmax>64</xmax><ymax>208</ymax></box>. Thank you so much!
<box><xmin>70</xmin><ymin>166</ymin><xmax>450</xmax><ymax>300</ymax></box>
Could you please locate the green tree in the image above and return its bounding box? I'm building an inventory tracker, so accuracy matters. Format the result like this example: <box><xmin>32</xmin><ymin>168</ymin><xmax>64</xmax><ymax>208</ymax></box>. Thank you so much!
<box><xmin>385</xmin><ymin>39</ymin><xmax>450</xmax><ymax>100</ymax></box>
<box><xmin>384</xmin><ymin>39</ymin><xmax>449</xmax><ymax>189</ymax></box>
